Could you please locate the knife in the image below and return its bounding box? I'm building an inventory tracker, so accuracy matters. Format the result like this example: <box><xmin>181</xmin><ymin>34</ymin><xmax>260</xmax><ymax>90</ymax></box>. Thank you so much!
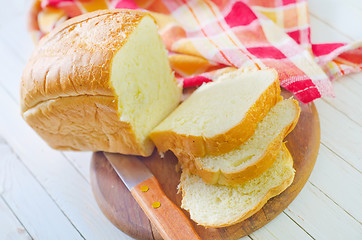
<box><xmin>103</xmin><ymin>152</ymin><xmax>200</xmax><ymax>240</ymax></box>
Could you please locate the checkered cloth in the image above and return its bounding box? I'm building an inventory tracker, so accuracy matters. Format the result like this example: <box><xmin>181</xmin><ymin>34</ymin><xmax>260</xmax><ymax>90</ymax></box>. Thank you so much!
<box><xmin>28</xmin><ymin>0</ymin><xmax>362</xmax><ymax>103</ymax></box>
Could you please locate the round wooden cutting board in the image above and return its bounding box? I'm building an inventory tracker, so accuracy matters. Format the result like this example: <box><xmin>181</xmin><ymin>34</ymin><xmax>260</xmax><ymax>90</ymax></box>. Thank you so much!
<box><xmin>90</xmin><ymin>90</ymin><xmax>320</xmax><ymax>240</ymax></box>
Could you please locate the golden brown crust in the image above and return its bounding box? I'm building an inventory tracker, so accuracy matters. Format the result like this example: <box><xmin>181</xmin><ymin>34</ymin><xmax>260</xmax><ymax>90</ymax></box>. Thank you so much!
<box><xmin>22</xmin><ymin>95</ymin><xmax>153</xmax><ymax>156</ymax></box>
<box><xmin>197</xmin><ymin>144</ymin><xmax>295</xmax><ymax>228</ymax></box>
<box><xmin>150</xmin><ymin>70</ymin><xmax>281</xmax><ymax>158</ymax></box>
<box><xmin>20</xmin><ymin>9</ymin><xmax>151</xmax><ymax>112</ymax></box>
<box><xmin>20</xmin><ymin>10</ymin><xmax>157</xmax><ymax>156</ymax></box>
<box><xmin>179</xmin><ymin>99</ymin><xmax>300</xmax><ymax>186</ymax></box>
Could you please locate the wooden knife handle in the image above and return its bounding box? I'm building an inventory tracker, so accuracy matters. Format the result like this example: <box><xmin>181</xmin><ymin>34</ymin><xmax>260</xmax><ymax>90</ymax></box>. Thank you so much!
<box><xmin>131</xmin><ymin>176</ymin><xmax>200</xmax><ymax>240</ymax></box>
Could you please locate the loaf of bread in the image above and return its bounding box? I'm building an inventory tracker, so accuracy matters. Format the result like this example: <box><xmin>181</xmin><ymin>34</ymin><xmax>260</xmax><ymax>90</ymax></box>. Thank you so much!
<box><xmin>178</xmin><ymin>98</ymin><xmax>300</xmax><ymax>185</ymax></box>
<box><xmin>179</xmin><ymin>144</ymin><xmax>295</xmax><ymax>227</ymax></box>
<box><xmin>150</xmin><ymin>69</ymin><xmax>281</xmax><ymax>158</ymax></box>
<box><xmin>20</xmin><ymin>10</ymin><xmax>181</xmax><ymax>156</ymax></box>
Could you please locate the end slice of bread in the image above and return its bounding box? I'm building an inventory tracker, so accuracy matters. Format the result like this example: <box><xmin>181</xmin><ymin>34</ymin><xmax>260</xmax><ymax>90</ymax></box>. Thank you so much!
<box><xmin>179</xmin><ymin>144</ymin><xmax>295</xmax><ymax>228</ymax></box>
<box><xmin>21</xmin><ymin>10</ymin><xmax>181</xmax><ymax>156</ymax></box>
<box><xmin>179</xmin><ymin>98</ymin><xmax>300</xmax><ymax>185</ymax></box>
<box><xmin>150</xmin><ymin>69</ymin><xmax>281</xmax><ymax>158</ymax></box>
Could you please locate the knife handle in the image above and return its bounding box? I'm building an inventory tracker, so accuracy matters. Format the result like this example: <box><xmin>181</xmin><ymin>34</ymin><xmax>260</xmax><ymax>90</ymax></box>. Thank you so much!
<box><xmin>131</xmin><ymin>176</ymin><xmax>200</xmax><ymax>240</ymax></box>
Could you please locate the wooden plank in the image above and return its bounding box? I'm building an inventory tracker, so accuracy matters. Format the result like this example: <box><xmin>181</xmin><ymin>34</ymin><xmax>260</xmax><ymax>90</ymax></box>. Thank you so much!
<box><xmin>0</xmin><ymin>0</ymin><xmax>28</xmax><ymax>22</ymax></box>
<box><xmin>309</xmin><ymin>0</ymin><xmax>362</xmax><ymax>40</ymax></box>
<box><xmin>0</xmin><ymin>197</ymin><xmax>32</xmax><ymax>240</ymax></box>
<box><xmin>62</xmin><ymin>151</ymin><xmax>93</xmax><ymax>182</ymax></box>
<box><xmin>0</xmin><ymin>137</ymin><xmax>82</xmax><ymax>240</ymax></box>
<box><xmin>0</xmin><ymin>39</ymin><xmax>93</xmax><ymax>185</ymax></box>
<box><xmin>334</xmin><ymin>0</ymin><xmax>362</xmax><ymax>12</ymax></box>
<box><xmin>338</xmin><ymin>75</ymin><xmax>362</xmax><ymax>96</ymax></box>
<box><xmin>309</xmin><ymin>144</ymin><xmax>362</xmax><ymax>222</ymax></box>
<box><xmin>0</xmin><ymin>39</ymin><xmax>92</xmax><ymax>184</ymax></box>
<box><xmin>346</xmin><ymin>74</ymin><xmax>362</xmax><ymax>88</ymax></box>
<box><xmin>309</xmin><ymin>15</ymin><xmax>352</xmax><ymax>43</ymax></box>
<box><xmin>0</xmin><ymin>17</ymin><xmax>34</xmax><ymax>63</ymax></box>
<box><xmin>285</xmin><ymin>182</ymin><xmax>362</xmax><ymax>239</ymax></box>
<box><xmin>0</xmin><ymin>86</ymin><xmax>133</xmax><ymax>240</ymax></box>
<box><xmin>314</xmin><ymin>99</ymin><xmax>362</xmax><ymax>172</ymax></box>
<box><xmin>0</xmin><ymin>0</ymin><xmax>34</xmax><ymax>61</ymax></box>
<box><xmin>322</xmin><ymin>75</ymin><xmax>362</xmax><ymax>126</ymax></box>
<box><xmin>249</xmin><ymin>212</ymin><xmax>313</xmax><ymax>240</ymax></box>
<box><xmin>0</xmin><ymin>40</ymin><xmax>24</xmax><ymax>102</ymax></box>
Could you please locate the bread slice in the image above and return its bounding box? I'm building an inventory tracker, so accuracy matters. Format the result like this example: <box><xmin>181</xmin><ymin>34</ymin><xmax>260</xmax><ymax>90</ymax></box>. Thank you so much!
<box><xmin>179</xmin><ymin>144</ymin><xmax>295</xmax><ymax>227</ymax></box>
<box><xmin>150</xmin><ymin>69</ymin><xmax>281</xmax><ymax>158</ymax></box>
<box><xmin>20</xmin><ymin>10</ymin><xmax>181</xmax><ymax>156</ymax></box>
<box><xmin>178</xmin><ymin>98</ymin><xmax>300</xmax><ymax>185</ymax></box>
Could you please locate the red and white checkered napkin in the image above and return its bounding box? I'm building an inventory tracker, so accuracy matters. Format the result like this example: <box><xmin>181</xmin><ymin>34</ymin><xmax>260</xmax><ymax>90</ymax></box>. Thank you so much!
<box><xmin>29</xmin><ymin>0</ymin><xmax>362</xmax><ymax>103</ymax></box>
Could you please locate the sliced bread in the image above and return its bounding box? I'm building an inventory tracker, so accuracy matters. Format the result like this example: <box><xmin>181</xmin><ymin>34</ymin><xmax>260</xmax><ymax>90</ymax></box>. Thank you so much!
<box><xmin>21</xmin><ymin>10</ymin><xmax>181</xmax><ymax>156</ymax></box>
<box><xmin>179</xmin><ymin>144</ymin><xmax>295</xmax><ymax>227</ymax></box>
<box><xmin>178</xmin><ymin>98</ymin><xmax>300</xmax><ymax>185</ymax></box>
<box><xmin>150</xmin><ymin>69</ymin><xmax>281</xmax><ymax>158</ymax></box>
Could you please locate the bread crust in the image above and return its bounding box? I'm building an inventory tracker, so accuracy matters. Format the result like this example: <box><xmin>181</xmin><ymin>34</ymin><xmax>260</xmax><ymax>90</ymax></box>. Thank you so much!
<box><xmin>178</xmin><ymin>99</ymin><xmax>300</xmax><ymax>186</ymax></box>
<box><xmin>22</xmin><ymin>95</ymin><xmax>153</xmax><ymax>155</ymax></box>
<box><xmin>205</xmin><ymin>144</ymin><xmax>295</xmax><ymax>227</ymax></box>
<box><xmin>150</xmin><ymin>70</ymin><xmax>281</xmax><ymax>158</ymax></box>
<box><xmin>180</xmin><ymin>144</ymin><xmax>295</xmax><ymax>228</ymax></box>
<box><xmin>21</xmin><ymin>9</ymin><xmax>150</xmax><ymax>112</ymax></box>
<box><xmin>20</xmin><ymin>10</ymin><xmax>156</xmax><ymax>156</ymax></box>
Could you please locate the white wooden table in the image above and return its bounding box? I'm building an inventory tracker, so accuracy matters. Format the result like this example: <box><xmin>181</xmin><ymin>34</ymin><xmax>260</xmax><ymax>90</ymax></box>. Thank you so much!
<box><xmin>0</xmin><ymin>0</ymin><xmax>361</xmax><ymax>239</ymax></box>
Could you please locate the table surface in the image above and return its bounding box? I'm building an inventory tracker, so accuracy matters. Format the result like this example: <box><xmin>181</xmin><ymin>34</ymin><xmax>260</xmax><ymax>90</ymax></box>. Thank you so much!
<box><xmin>0</xmin><ymin>1</ymin><xmax>361</xmax><ymax>239</ymax></box>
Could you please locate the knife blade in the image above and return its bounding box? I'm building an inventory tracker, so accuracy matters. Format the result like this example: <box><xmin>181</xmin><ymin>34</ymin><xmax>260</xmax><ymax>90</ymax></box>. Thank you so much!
<box><xmin>104</xmin><ymin>152</ymin><xmax>153</xmax><ymax>190</ymax></box>
<box><xmin>103</xmin><ymin>152</ymin><xmax>200</xmax><ymax>240</ymax></box>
